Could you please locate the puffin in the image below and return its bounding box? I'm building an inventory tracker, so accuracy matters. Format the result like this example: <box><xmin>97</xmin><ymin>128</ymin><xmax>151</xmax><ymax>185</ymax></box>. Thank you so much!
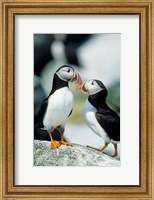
<box><xmin>38</xmin><ymin>65</ymin><xmax>81</xmax><ymax>149</ymax></box>
<box><xmin>78</xmin><ymin>79</ymin><xmax>120</xmax><ymax>157</ymax></box>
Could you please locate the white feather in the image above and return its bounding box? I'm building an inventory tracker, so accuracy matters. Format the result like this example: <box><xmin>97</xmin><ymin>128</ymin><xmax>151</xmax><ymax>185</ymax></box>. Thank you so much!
<box><xmin>82</xmin><ymin>99</ymin><xmax>111</xmax><ymax>144</ymax></box>
<box><xmin>43</xmin><ymin>87</ymin><xmax>74</xmax><ymax>131</ymax></box>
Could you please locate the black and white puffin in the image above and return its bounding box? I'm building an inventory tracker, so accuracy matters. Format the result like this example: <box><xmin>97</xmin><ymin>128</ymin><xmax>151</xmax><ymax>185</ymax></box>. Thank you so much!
<box><xmin>38</xmin><ymin>65</ymin><xmax>81</xmax><ymax>149</ymax></box>
<box><xmin>78</xmin><ymin>79</ymin><xmax>120</xmax><ymax>157</ymax></box>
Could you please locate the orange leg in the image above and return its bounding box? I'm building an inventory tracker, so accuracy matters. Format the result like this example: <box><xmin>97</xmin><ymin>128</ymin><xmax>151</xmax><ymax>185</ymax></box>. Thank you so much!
<box><xmin>49</xmin><ymin>132</ymin><xmax>60</xmax><ymax>149</ymax></box>
<box><xmin>60</xmin><ymin>132</ymin><xmax>72</xmax><ymax>146</ymax></box>
<box><xmin>87</xmin><ymin>143</ymin><xmax>118</xmax><ymax>158</ymax></box>
<box><xmin>86</xmin><ymin>144</ymin><xmax>108</xmax><ymax>152</ymax></box>
<box><xmin>97</xmin><ymin>143</ymin><xmax>108</xmax><ymax>152</ymax></box>
<box><xmin>111</xmin><ymin>144</ymin><xmax>118</xmax><ymax>157</ymax></box>
<box><xmin>98</xmin><ymin>143</ymin><xmax>118</xmax><ymax>157</ymax></box>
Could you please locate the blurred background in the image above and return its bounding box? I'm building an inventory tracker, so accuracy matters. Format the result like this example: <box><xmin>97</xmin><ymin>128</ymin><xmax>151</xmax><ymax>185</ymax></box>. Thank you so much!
<box><xmin>34</xmin><ymin>34</ymin><xmax>120</xmax><ymax>160</ymax></box>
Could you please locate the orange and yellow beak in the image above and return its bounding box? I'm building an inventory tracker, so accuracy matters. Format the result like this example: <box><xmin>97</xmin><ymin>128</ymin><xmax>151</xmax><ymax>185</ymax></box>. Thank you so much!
<box><xmin>70</xmin><ymin>72</ymin><xmax>81</xmax><ymax>83</ymax></box>
<box><xmin>77</xmin><ymin>82</ymin><xmax>89</xmax><ymax>93</ymax></box>
<box><xmin>70</xmin><ymin>71</ymin><xmax>88</xmax><ymax>93</ymax></box>
<box><xmin>70</xmin><ymin>72</ymin><xmax>83</xmax><ymax>89</ymax></box>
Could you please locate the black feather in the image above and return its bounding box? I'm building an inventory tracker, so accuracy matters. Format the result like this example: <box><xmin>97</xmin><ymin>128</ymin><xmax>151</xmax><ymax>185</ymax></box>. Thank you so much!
<box><xmin>56</xmin><ymin>64</ymin><xmax>74</xmax><ymax>72</ymax></box>
<box><xmin>37</xmin><ymin>99</ymin><xmax>48</xmax><ymax>128</ymax></box>
<box><xmin>68</xmin><ymin>109</ymin><xmax>73</xmax><ymax>117</ymax></box>
<box><xmin>89</xmin><ymin>89</ymin><xmax>120</xmax><ymax>142</ymax></box>
<box><xmin>94</xmin><ymin>79</ymin><xmax>106</xmax><ymax>90</ymax></box>
<box><xmin>48</xmin><ymin>73</ymin><xmax>68</xmax><ymax>96</ymax></box>
<box><xmin>96</xmin><ymin>109</ymin><xmax>120</xmax><ymax>141</ymax></box>
<box><xmin>88</xmin><ymin>89</ymin><xmax>108</xmax><ymax>110</ymax></box>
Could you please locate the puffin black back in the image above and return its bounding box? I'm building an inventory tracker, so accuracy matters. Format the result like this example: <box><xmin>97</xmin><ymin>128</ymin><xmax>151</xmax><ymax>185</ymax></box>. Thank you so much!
<box><xmin>48</xmin><ymin>73</ymin><xmax>69</xmax><ymax>97</ymax></box>
<box><xmin>96</xmin><ymin>111</ymin><xmax>120</xmax><ymax>141</ymax></box>
<box><xmin>88</xmin><ymin>89</ymin><xmax>108</xmax><ymax>110</ymax></box>
<box><xmin>88</xmin><ymin>89</ymin><xmax>120</xmax><ymax>141</ymax></box>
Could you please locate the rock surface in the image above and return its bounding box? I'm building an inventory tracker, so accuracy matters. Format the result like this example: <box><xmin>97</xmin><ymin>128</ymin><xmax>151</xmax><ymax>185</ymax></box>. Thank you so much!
<box><xmin>34</xmin><ymin>140</ymin><xmax>120</xmax><ymax>167</ymax></box>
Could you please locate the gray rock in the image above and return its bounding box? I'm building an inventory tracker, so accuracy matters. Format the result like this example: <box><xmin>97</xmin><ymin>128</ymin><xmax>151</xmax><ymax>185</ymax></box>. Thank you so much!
<box><xmin>34</xmin><ymin>140</ymin><xmax>120</xmax><ymax>167</ymax></box>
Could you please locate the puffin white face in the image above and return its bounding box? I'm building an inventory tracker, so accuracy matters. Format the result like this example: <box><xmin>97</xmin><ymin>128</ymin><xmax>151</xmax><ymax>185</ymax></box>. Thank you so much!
<box><xmin>56</xmin><ymin>66</ymin><xmax>76</xmax><ymax>82</ymax></box>
<box><xmin>81</xmin><ymin>80</ymin><xmax>104</xmax><ymax>95</ymax></box>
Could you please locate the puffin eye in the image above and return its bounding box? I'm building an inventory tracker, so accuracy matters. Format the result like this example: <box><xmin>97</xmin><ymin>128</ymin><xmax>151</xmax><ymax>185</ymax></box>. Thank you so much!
<box><xmin>91</xmin><ymin>81</ymin><xmax>94</xmax><ymax>85</ymax></box>
<box><xmin>67</xmin><ymin>68</ymin><xmax>70</xmax><ymax>73</ymax></box>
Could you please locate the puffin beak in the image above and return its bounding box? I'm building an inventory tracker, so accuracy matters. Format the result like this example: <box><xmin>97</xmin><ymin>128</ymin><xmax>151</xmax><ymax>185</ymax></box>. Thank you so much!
<box><xmin>77</xmin><ymin>82</ymin><xmax>88</xmax><ymax>93</ymax></box>
<box><xmin>70</xmin><ymin>71</ymin><xmax>83</xmax><ymax>86</ymax></box>
<box><xmin>70</xmin><ymin>72</ymin><xmax>79</xmax><ymax>83</ymax></box>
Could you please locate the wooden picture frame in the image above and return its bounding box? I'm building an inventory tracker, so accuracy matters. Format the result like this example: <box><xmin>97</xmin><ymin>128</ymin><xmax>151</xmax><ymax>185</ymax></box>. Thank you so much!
<box><xmin>0</xmin><ymin>0</ymin><xmax>153</xmax><ymax>199</ymax></box>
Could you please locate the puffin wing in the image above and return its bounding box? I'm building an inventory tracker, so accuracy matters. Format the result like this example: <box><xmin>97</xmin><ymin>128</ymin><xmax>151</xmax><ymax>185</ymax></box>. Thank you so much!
<box><xmin>68</xmin><ymin>109</ymin><xmax>73</xmax><ymax>117</ymax></box>
<box><xmin>95</xmin><ymin>109</ymin><xmax>120</xmax><ymax>141</ymax></box>
<box><xmin>37</xmin><ymin>99</ymin><xmax>48</xmax><ymax>127</ymax></box>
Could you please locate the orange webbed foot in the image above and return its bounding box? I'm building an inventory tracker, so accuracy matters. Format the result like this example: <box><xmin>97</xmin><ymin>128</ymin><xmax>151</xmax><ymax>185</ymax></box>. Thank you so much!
<box><xmin>60</xmin><ymin>140</ymin><xmax>72</xmax><ymax>146</ymax></box>
<box><xmin>50</xmin><ymin>140</ymin><xmax>61</xmax><ymax>149</ymax></box>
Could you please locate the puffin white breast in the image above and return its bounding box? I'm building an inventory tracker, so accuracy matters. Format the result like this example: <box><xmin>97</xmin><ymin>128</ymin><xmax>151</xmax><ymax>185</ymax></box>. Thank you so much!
<box><xmin>82</xmin><ymin>99</ymin><xmax>110</xmax><ymax>143</ymax></box>
<box><xmin>43</xmin><ymin>87</ymin><xmax>74</xmax><ymax>130</ymax></box>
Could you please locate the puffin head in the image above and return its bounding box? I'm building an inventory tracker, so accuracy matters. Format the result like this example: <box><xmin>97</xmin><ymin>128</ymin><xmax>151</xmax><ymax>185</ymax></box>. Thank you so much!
<box><xmin>79</xmin><ymin>79</ymin><xmax>107</xmax><ymax>96</ymax></box>
<box><xmin>56</xmin><ymin>64</ymin><xmax>81</xmax><ymax>83</ymax></box>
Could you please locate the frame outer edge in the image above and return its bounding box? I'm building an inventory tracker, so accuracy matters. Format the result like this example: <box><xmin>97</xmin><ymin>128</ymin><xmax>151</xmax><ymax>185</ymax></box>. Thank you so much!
<box><xmin>5</xmin><ymin>2</ymin><xmax>151</xmax><ymax>199</ymax></box>
<box><xmin>0</xmin><ymin>1</ymin><xmax>2</xmax><ymax>199</ymax></box>
<box><xmin>0</xmin><ymin>0</ymin><xmax>153</xmax><ymax>3</ymax></box>
<box><xmin>152</xmin><ymin>0</ymin><xmax>154</xmax><ymax>199</ymax></box>
<box><xmin>0</xmin><ymin>0</ymin><xmax>154</xmax><ymax>199</ymax></box>
<box><xmin>7</xmin><ymin>6</ymin><xmax>14</xmax><ymax>192</ymax></box>
<box><xmin>147</xmin><ymin>2</ymin><xmax>152</xmax><ymax>198</ymax></box>
<box><xmin>2</xmin><ymin>2</ymin><xmax>8</xmax><ymax>199</ymax></box>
